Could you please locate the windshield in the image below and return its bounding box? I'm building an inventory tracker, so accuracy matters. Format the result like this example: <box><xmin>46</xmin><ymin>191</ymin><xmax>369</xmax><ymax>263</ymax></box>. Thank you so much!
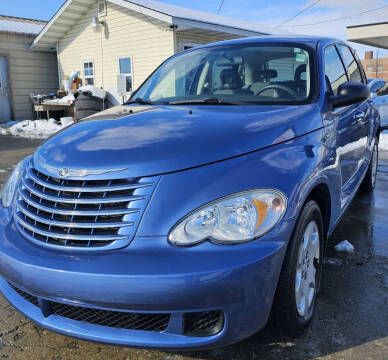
<box><xmin>132</xmin><ymin>43</ymin><xmax>314</xmax><ymax>105</ymax></box>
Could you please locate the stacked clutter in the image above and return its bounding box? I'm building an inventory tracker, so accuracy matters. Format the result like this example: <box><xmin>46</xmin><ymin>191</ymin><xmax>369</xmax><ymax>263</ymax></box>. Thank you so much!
<box><xmin>74</xmin><ymin>85</ymin><xmax>107</xmax><ymax>121</ymax></box>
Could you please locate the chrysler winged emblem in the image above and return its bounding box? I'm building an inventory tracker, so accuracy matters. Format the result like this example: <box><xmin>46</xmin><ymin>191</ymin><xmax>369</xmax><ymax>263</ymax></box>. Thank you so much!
<box><xmin>59</xmin><ymin>168</ymin><xmax>69</xmax><ymax>177</ymax></box>
<box><xmin>39</xmin><ymin>163</ymin><xmax>127</xmax><ymax>178</ymax></box>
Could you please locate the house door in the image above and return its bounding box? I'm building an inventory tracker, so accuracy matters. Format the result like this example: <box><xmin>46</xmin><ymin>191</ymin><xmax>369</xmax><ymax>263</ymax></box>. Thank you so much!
<box><xmin>0</xmin><ymin>57</ymin><xmax>12</xmax><ymax>123</ymax></box>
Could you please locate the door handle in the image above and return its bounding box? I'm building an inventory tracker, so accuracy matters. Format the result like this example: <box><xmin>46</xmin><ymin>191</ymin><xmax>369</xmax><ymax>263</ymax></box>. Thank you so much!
<box><xmin>353</xmin><ymin>111</ymin><xmax>366</xmax><ymax>120</ymax></box>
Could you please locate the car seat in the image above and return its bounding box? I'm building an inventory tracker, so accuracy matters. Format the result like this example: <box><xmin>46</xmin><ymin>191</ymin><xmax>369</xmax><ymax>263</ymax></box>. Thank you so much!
<box><xmin>214</xmin><ymin>69</ymin><xmax>252</xmax><ymax>95</ymax></box>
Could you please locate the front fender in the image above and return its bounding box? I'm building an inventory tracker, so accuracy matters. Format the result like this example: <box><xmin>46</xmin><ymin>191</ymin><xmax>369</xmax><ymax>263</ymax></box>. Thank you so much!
<box><xmin>137</xmin><ymin>127</ymin><xmax>338</xmax><ymax>246</ymax></box>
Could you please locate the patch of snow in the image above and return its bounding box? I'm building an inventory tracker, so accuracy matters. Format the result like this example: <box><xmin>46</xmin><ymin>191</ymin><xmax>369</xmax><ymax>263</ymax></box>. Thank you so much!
<box><xmin>0</xmin><ymin>119</ymin><xmax>71</xmax><ymax>139</ymax></box>
<box><xmin>0</xmin><ymin>169</ymin><xmax>7</xmax><ymax>173</ymax></box>
<box><xmin>78</xmin><ymin>85</ymin><xmax>106</xmax><ymax>99</ymax></box>
<box><xmin>334</xmin><ymin>240</ymin><xmax>355</xmax><ymax>254</ymax></box>
<box><xmin>380</xmin><ymin>132</ymin><xmax>388</xmax><ymax>151</ymax></box>
<box><xmin>324</xmin><ymin>258</ymin><xmax>343</xmax><ymax>266</ymax></box>
<box><xmin>43</xmin><ymin>93</ymin><xmax>75</xmax><ymax>105</ymax></box>
<box><xmin>60</xmin><ymin>117</ymin><xmax>73</xmax><ymax>127</ymax></box>
<box><xmin>0</xmin><ymin>19</ymin><xmax>44</xmax><ymax>35</ymax></box>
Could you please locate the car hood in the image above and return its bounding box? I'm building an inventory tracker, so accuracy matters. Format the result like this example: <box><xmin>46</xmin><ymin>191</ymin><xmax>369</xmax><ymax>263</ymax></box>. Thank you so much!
<box><xmin>33</xmin><ymin>104</ymin><xmax>323</xmax><ymax>178</ymax></box>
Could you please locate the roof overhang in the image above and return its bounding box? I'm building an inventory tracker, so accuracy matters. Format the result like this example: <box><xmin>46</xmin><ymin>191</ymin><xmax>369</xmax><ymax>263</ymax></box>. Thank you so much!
<box><xmin>347</xmin><ymin>22</ymin><xmax>388</xmax><ymax>50</ymax></box>
<box><xmin>110</xmin><ymin>0</ymin><xmax>268</xmax><ymax>39</ymax></box>
<box><xmin>172</xmin><ymin>18</ymin><xmax>266</xmax><ymax>38</ymax></box>
<box><xmin>31</xmin><ymin>0</ymin><xmax>96</xmax><ymax>51</ymax></box>
<box><xmin>31</xmin><ymin>0</ymin><xmax>275</xmax><ymax>52</ymax></box>
<box><xmin>109</xmin><ymin>0</ymin><xmax>172</xmax><ymax>23</ymax></box>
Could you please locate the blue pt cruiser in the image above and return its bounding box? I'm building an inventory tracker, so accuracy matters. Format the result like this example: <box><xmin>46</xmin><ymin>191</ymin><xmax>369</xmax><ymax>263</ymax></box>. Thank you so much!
<box><xmin>0</xmin><ymin>36</ymin><xmax>384</xmax><ymax>349</ymax></box>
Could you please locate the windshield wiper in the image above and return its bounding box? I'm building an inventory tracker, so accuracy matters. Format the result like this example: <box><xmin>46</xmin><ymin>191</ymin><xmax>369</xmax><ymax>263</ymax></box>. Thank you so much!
<box><xmin>125</xmin><ymin>98</ymin><xmax>154</xmax><ymax>105</ymax></box>
<box><xmin>169</xmin><ymin>97</ymin><xmax>239</xmax><ymax>105</ymax></box>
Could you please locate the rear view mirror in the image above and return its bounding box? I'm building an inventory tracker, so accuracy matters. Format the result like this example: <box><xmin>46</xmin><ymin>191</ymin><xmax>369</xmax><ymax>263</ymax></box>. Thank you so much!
<box><xmin>330</xmin><ymin>82</ymin><xmax>370</xmax><ymax>109</ymax></box>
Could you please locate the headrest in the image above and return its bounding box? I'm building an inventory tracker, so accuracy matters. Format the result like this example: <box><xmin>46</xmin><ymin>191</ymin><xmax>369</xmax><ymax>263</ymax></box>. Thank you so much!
<box><xmin>220</xmin><ymin>68</ymin><xmax>242</xmax><ymax>90</ymax></box>
<box><xmin>258</xmin><ymin>69</ymin><xmax>278</xmax><ymax>80</ymax></box>
<box><xmin>295</xmin><ymin>64</ymin><xmax>307</xmax><ymax>81</ymax></box>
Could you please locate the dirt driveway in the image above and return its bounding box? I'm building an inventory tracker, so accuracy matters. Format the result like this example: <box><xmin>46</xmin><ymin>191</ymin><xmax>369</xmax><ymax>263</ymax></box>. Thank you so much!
<box><xmin>0</xmin><ymin>134</ymin><xmax>387</xmax><ymax>360</ymax></box>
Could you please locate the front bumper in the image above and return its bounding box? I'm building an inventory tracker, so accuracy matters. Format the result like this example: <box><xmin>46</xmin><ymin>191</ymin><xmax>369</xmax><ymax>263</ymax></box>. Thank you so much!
<box><xmin>0</xmin><ymin>209</ymin><xmax>289</xmax><ymax>349</ymax></box>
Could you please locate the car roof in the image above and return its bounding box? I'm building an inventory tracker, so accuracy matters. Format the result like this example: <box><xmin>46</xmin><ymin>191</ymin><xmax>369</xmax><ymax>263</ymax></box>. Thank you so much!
<box><xmin>195</xmin><ymin>35</ymin><xmax>342</xmax><ymax>51</ymax></box>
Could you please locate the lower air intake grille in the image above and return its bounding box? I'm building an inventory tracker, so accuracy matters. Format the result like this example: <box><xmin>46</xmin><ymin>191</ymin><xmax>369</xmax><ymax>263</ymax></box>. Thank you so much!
<box><xmin>184</xmin><ymin>311</ymin><xmax>224</xmax><ymax>337</ymax></box>
<box><xmin>49</xmin><ymin>301</ymin><xmax>171</xmax><ymax>332</ymax></box>
<box><xmin>9</xmin><ymin>283</ymin><xmax>39</xmax><ymax>307</ymax></box>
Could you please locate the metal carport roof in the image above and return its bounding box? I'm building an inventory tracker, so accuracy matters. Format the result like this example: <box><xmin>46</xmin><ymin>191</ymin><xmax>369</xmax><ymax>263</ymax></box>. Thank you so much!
<box><xmin>347</xmin><ymin>21</ymin><xmax>388</xmax><ymax>50</ymax></box>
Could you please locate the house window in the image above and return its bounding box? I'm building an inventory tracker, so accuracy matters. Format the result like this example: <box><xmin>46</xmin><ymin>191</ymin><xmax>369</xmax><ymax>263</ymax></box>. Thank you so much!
<box><xmin>366</xmin><ymin>65</ymin><xmax>373</xmax><ymax>73</ymax></box>
<box><xmin>119</xmin><ymin>57</ymin><xmax>132</xmax><ymax>92</ymax></box>
<box><xmin>377</xmin><ymin>64</ymin><xmax>383</xmax><ymax>73</ymax></box>
<box><xmin>83</xmin><ymin>61</ymin><xmax>94</xmax><ymax>85</ymax></box>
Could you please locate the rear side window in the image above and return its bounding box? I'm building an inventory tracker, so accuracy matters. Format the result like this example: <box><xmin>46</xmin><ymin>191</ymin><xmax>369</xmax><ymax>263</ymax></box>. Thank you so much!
<box><xmin>324</xmin><ymin>46</ymin><xmax>347</xmax><ymax>95</ymax></box>
<box><xmin>352</xmin><ymin>50</ymin><xmax>367</xmax><ymax>82</ymax></box>
<box><xmin>337</xmin><ymin>45</ymin><xmax>363</xmax><ymax>83</ymax></box>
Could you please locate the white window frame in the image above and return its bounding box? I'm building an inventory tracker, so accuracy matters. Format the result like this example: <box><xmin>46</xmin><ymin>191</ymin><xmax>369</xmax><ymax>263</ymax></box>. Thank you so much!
<box><xmin>83</xmin><ymin>60</ymin><xmax>95</xmax><ymax>85</ymax></box>
<box><xmin>118</xmin><ymin>56</ymin><xmax>133</xmax><ymax>93</ymax></box>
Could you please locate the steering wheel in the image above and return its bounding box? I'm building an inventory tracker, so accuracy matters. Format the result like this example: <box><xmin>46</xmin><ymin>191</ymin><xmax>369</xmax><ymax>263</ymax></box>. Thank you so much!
<box><xmin>256</xmin><ymin>84</ymin><xmax>299</xmax><ymax>99</ymax></box>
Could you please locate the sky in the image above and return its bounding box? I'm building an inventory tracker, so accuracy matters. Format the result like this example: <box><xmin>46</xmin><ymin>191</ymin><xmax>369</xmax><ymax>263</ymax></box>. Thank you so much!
<box><xmin>1</xmin><ymin>0</ymin><xmax>388</xmax><ymax>58</ymax></box>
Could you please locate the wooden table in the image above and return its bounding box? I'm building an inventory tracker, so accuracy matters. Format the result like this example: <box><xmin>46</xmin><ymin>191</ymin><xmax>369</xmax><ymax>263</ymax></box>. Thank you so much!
<box><xmin>34</xmin><ymin>103</ymin><xmax>74</xmax><ymax>120</ymax></box>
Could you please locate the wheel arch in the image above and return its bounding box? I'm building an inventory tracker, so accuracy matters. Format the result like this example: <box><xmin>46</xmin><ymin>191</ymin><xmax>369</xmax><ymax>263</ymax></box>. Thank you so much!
<box><xmin>304</xmin><ymin>183</ymin><xmax>331</xmax><ymax>246</ymax></box>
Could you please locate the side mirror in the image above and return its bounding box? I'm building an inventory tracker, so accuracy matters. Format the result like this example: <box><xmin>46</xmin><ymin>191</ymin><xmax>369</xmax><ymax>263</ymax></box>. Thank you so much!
<box><xmin>329</xmin><ymin>82</ymin><xmax>370</xmax><ymax>109</ymax></box>
<box><xmin>367</xmin><ymin>78</ymin><xmax>386</xmax><ymax>94</ymax></box>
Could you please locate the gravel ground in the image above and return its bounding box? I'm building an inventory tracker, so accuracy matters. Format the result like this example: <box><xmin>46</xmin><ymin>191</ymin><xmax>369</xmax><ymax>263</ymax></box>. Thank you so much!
<box><xmin>0</xmin><ymin>134</ymin><xmax>387</xmax><ymax>360</ymax></box>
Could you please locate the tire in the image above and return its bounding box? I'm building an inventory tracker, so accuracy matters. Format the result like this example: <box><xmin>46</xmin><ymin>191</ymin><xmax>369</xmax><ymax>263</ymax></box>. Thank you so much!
<box><xmin>74</xmin><ymin>109</ymin><xmax>98</xmax><ymax>121</ymax></box>
<box><xmin>75</xmin><ymin>98</ymin><xmax>104</xmax><ymax>111</ymax></box>
<box><xmin>271</xmin><ymin>200</ymin><xmax>324</xmax><ymax>337</ymax></box>
<box><xmin>75</xmin><ymin>93</ymin><xmax>104</xmax><ymax>111</ymax></box>
<box><xmin>359</xmin><ymin>142</ymin><xmax>378</xmax><ymax>194</ymax></box>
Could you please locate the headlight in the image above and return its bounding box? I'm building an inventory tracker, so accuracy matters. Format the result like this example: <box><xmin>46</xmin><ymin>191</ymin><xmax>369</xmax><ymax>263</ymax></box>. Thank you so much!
<box><xmin>169</xmin><ymin>189</ymin><xmax>287</xmax><ymax>246</ymax></box>
<box><xmin>0</xmin><ymin>161</ymin><xmax>24</xmax><ymax>208</ymax></box>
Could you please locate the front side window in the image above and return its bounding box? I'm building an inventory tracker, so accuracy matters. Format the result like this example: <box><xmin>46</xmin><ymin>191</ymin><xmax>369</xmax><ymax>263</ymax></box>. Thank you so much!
<box><xmin>337</xmin><ymin>45</ymin><xmax>362</xmax><ymax>83</ymax></box>
<box><xmin>119</xmin><ymin>57</ymin><xmax>132</xmax><ymax>92</ymax></box>
<box><xmin>133</xmin><ymin>44</ymin><xmax>314</xmax><ymax>105</ymax></box>
<box><xmin>83</xmin><ymin>61</ymin><xmax>94</xmax><ymax>85</ymax></box>
<box><xmin>324</xmin><ymin>46</ymin><xmax>347</xmax><ymax>95</ymax></box>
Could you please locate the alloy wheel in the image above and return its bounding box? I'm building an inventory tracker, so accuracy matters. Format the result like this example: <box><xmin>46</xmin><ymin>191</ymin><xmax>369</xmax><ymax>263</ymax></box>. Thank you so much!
<box><xmin>295</xmin><ymin>220</ymin><xmax>320</xmax><ymax>319</ymax></box>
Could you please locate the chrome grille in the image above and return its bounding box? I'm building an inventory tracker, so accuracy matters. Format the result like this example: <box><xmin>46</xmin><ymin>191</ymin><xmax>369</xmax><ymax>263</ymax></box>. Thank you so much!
<box><xmin>14</xmin><ymin>166</ymin><xmax>157</xmax><ymax>250</ymax></box>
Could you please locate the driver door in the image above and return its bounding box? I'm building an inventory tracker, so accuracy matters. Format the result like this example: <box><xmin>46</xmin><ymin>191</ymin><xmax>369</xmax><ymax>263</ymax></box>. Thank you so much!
<box><xmin>324</xmin><ymin>45</ymin><xmax>369</xmax><ymax>200</ymax></box>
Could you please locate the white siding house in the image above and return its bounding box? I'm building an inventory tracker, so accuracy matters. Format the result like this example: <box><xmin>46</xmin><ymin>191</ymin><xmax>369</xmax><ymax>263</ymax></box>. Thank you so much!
<box><xmin>0</xmin><ymin>15</ymin><xmax>58</xmax><ymax>122</ymax></box>
<box><xmin>31</xmin><ymin>0</ymin><xmax>284</xmax><ymax>104</ymax></box>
